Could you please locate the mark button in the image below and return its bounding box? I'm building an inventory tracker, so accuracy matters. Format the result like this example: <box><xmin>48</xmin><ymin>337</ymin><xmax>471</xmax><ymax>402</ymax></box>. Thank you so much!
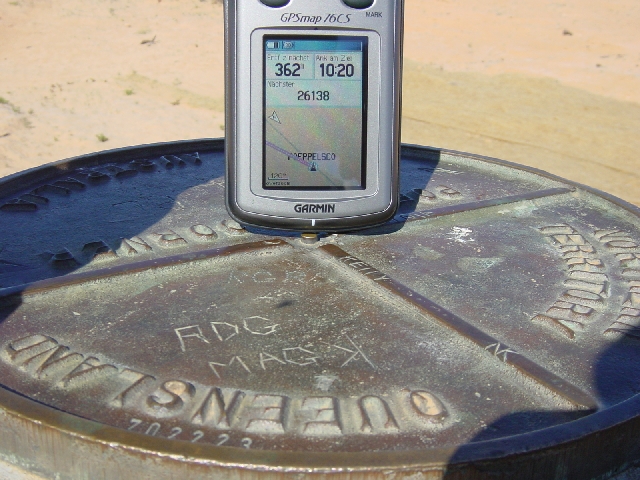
<box><xmin>342</xmin><ymin>0</ymin><xmax>375</xmax><ymax>8</ymax></box>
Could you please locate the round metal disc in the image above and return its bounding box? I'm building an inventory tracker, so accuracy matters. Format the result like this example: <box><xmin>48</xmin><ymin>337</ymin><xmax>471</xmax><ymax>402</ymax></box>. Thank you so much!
<box><xmin>0</xmin><ymin>139</ymin><xmax>638</xmax><ymax>478</ymax></box>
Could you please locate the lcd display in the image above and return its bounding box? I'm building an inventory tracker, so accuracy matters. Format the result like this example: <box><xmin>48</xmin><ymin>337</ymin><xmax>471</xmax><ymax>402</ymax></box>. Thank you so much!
<box><xmin>263</xmin><ymin>36</ymin><xmax>368</xmax><ymax>190</ymax></box>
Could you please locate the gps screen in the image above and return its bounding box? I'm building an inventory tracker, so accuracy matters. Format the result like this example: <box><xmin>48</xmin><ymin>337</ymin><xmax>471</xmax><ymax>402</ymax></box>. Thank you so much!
<box><xmin>263</xmin><ymin>36</ymin><xmax>368</xmax><ymax>190</ymax></box>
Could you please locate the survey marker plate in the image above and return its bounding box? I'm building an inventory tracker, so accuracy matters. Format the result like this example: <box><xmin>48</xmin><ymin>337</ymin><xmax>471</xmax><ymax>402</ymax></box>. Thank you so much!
<box><xmin>0</xmin><ymin>139</ymin><xmax>638</xmax><ymax>479</ymax></box>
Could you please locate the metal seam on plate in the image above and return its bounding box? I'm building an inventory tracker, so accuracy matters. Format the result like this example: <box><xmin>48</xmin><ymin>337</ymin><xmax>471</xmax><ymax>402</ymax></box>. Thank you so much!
<box><xmin>319</xmin><ymin>243</ymin><xmax>599</xmax><ymax>411</ymax></box>
<box><xmin>0</xmin><ymin>239</ymin><xmax>289</xmax><ymax>301</ymax></box>
<box><xmin>391</xmin><ymin>187</ymin><xmax>574</xmax><ymax>225</ymax></box>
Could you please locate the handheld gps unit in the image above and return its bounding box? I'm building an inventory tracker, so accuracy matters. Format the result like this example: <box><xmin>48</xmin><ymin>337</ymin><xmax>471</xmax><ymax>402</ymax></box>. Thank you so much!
<box><xmin>224</xmin><ymin>0</ymin><xmax>404</xmax><ymax>232</ymax></box>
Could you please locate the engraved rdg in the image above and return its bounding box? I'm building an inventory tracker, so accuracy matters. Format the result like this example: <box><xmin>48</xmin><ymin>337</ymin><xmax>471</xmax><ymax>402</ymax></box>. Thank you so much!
<box><xmin>175</xmin><ymin>322</ymin><xmax>376</xmax><ymax>374</ymax></box>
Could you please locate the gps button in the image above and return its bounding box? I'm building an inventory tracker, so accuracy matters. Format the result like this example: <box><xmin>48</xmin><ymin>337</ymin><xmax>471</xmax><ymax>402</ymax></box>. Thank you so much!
<box><xmin>259</xmin><ymin>0</ymin><xmax>290</xmax><ymax>7</ymax></box>
<box><xmin>342</xmin><ymin>0</ymin><xmax>375</xmax><ymax>8</ymax></box>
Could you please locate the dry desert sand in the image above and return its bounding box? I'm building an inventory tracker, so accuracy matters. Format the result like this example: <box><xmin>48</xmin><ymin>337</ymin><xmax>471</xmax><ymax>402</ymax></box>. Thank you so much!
<box><xmin>0</xmin><ymin>0</ymin><xmax>639</xmax><ymax>205</ymax></box>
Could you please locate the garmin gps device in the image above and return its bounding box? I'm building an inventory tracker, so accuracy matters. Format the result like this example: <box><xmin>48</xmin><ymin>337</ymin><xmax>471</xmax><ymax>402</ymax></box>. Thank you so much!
<box><xmin>224</xmin><ymin>0</ymin><xmax>404</xmax><ymax>232</ymax></box>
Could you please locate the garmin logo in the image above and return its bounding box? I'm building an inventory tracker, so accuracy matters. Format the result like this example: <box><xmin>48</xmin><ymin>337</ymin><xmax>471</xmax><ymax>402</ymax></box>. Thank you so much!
<box><xmin>281</xmin><ymin>13</ymin><xmax>352</xmax><ymax>24</ymax></box>
<box><xmin>294</xmin><ymin>203</ymin><xmax>336</xmax><ymax>214</ymax></box>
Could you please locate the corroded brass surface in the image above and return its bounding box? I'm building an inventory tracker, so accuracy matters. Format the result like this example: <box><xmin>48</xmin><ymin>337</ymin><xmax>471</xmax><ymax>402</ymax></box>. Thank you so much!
<box><xmin>0</xmin><ymin>139</ymin><xmax>638</xmax><ymax>478</ymax></box>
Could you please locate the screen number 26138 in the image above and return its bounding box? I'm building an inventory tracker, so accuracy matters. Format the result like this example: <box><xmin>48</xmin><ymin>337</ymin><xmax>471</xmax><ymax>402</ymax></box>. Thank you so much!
<box><xmin>298</xmin><ymin>90</ymin><xmax>330</xmax><ymax>101</ymax></box>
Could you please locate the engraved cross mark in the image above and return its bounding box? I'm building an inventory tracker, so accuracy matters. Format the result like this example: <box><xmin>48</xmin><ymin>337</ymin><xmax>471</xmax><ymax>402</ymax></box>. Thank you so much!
<box><xmin>326</xmin><ymin>335</ymin><xmax>376</xmax><ymax>370</ymax></box>
<box><xmin>484</xmin><ymin>343</ymin><xmax>518</xmax><ymax>363</ymax></box>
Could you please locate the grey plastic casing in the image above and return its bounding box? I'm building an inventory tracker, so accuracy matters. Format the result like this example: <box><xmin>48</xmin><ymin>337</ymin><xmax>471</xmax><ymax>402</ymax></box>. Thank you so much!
<box><xmin>224</xmin><ymin>0</ymin><xmax>404</xmax><ymax>232</ymax></box>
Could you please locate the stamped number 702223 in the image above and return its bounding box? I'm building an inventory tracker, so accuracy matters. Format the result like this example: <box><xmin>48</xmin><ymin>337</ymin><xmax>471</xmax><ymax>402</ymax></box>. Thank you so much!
<box><xmin>128</xmin><ymin>418</ymin><xmax>253</xmax><ymax>448</ymax></box>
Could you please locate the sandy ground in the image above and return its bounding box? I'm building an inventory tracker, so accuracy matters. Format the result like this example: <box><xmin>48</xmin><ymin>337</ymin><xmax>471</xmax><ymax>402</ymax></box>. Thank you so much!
<box><xmin>0</xmin><ymin>0</ymin><xmax>639</xmax><ymax>205</ymax></box>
